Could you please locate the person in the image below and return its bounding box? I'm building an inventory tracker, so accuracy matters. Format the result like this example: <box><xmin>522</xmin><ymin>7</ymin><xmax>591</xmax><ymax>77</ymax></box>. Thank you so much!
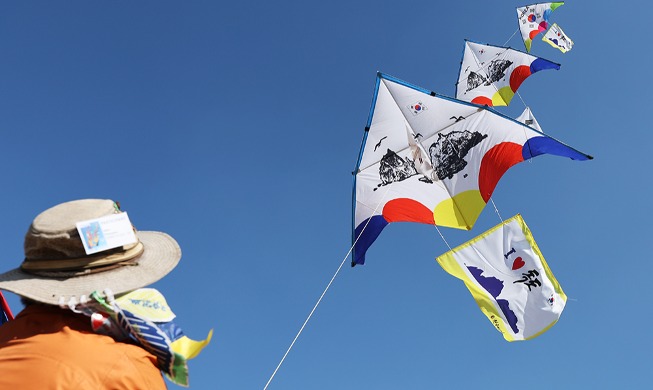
<box><xmin>0</xmin><ymin>199</ymin><xmax>182</xmax><ymax>389</ymax></box>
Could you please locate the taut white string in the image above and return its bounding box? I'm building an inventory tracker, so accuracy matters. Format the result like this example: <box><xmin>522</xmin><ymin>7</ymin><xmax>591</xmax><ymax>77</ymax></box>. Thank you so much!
<box><xmin>263</xmin><ymin>183</ymin><xmax>393</xmax><ymax>390</ymax></box>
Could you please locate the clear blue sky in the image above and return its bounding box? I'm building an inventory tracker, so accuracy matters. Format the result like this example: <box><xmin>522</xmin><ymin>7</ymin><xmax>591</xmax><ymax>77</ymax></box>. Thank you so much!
<box><xmin>0</xmin><ymin>1</ymin><xmax>648</xmax><ymax>389</ymax></box>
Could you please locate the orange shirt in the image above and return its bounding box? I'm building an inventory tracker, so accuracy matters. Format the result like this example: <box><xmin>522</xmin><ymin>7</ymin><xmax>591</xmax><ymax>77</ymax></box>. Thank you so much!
<box><xmin>0</xmin><ymin>304</ymin><xmax>166</xmax><ymax>389</ymax></box>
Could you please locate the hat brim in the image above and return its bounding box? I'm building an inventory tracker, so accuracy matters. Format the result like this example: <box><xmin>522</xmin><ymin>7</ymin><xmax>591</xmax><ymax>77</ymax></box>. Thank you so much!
<box><xmin>0</xmin><ymin>231</ymin><xmax>181</xmax><ymax>305</ymax></box>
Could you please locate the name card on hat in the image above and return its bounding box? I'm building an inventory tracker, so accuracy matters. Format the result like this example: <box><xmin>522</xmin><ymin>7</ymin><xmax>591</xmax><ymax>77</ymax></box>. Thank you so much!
<box><xmin>76</xmin><ymin>212</ymin><xmax>138</xmax><ymax>255</ymax></box>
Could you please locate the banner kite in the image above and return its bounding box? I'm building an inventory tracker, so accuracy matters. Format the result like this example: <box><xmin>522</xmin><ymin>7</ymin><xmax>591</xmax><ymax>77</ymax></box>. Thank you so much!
<box><xmin>517</xmin><ymin>2</ymin><xmax>564</xmax><ymax>52</ymax></box>
<box><xmin>456</xmin><ymin>40</ymin><xmax>560</xmax><ymax>107</ymax></box>
<box><xmin>543</xmin><ymin>23</ymin><xmax>574</xmax><ymax>53</ymax></box>
<box><xmin>436</xmin><ymin>214</ymin><xmax>566</xmax><ymax>341</ymax></box>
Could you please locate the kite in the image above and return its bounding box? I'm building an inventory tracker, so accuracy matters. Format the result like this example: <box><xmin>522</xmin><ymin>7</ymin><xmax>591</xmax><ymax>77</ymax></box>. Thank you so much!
<box><xmin>517</xmin><ymin>2</ymin><xmax>564</xmax><ymax>52</ymax></box>
<box><xmin>543</xmin><ymin>23</ymin><xmax>574</xmax><ymax>53</ymax></box>
<box><xmin>516</xmin><ymin>107</ymin><xmax>543</xmax><ymax>132</ymax></box>
<box><xmin>352</xmin><ymin>73</ymin><xmax>592</xmax><ymax>265</ymax></box>
<box><xmin>0</xmin><ymin>291</ymin><xmax>13</xmax><ymax>324</ymax></box>
<box><xmin>436</xmin><ymin>214</ymin><xmax>566</xmax><ymax>341</ymax></box>
<box><xmin>455</xmin><ymin>40</ymin><xmax>560</xmax><ymax>107</ymax></box>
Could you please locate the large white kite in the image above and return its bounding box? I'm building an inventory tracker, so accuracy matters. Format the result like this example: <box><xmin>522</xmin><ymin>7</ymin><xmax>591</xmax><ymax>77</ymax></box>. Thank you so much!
<box><xmin>352</xmin><ymin>73</ymin><xmax>592</xmax><ymax>265</ymax></box>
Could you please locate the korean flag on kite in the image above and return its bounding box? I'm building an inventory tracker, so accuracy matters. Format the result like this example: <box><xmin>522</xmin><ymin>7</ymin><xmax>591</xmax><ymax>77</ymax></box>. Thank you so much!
<box><xmin>456</xmin><ymin>40</ymin><xmax>560</xmax><ymax>107</ymax></box>
<box><xmin>436</xmin><ymin>215</ymin><xmax>566</xmax><ymax>341</ymax></box>
<box><xmin>517</xmin><ymin>2</ymin><xmax>564</xmax><ymax>52</ymax></box>
<box><xmin>352</xmin><ymin>73</ymin><xmax>592</xmax><ymax>266</ymax></box>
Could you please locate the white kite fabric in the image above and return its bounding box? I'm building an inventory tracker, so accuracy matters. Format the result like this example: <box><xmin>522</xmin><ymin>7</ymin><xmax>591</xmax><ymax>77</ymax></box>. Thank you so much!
<box><xmin>517</xmin><ymin>2</ymin><xmax>564</xmax><ymax>52</ymax></box>
<box><xmin>516</xmin><ymin>107</ymin><xmax>543</xmax><ymax>132</ymax></box>
<box><xmin>436</xmin><ymin>214</ymin><xmax>566</xmax><ymax>341</ymax></box>
<box><xmin>455</xmin><ymin>41</ymin><xmax>560</xmax><ymax>107</ymax></box>
<box><xmin>543</xmin><ymin>23</ymin><xmax>574</xmax><ymax>53</ymax></box>
<box><xmin>352</xmin><ymin>73</ymin><xmax>592</xmax><ymax>266</ymax></box>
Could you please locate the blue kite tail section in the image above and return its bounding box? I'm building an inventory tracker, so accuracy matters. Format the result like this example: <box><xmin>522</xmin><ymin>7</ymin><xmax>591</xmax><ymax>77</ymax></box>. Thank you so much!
<box><xmin>352</xmin><ymin>215</ymin><xmax>388</xmax><ymax>266</ymax></box>
<box><xmin>522</xmin><ymin>136</ymin><xmax>593</xmax><ymax>161</ymax></box>
<box><xmin>530</xmin><ymin>58</ymin><xmax>560</xmax><ymax>73</ymax></box>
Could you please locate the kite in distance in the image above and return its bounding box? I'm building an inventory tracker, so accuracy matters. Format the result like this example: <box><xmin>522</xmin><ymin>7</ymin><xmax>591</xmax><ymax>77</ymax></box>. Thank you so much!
<box><xmin>517</xmin><ymin>2</ymin><xmax>564</xmax><ymax>52</ymax></box>
<box><xmin>456</xmin><ymin>40</ymin><xmax>560</xmax><ymax>107</ymax></box>
<box><xmin>436</xmin><ymin>214</ymin><xmax>566</xmax><ymax>341</ymax></box>
<box><xmin>543</xmin><ymin>23</ymin><xmax>574</xmax><ymax>53</ymax></box>
<box><xmin>352</xmin><ymin>73</ymin><xmax>592</xmax><ymax>266</ymax></box>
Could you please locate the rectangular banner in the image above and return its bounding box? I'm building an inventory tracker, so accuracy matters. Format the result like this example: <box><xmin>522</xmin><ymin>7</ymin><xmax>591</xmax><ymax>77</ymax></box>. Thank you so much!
<box><xmin>436</xmin><ymin>215</ymin><xmax>566</xmax><ymax>341</ymax></box>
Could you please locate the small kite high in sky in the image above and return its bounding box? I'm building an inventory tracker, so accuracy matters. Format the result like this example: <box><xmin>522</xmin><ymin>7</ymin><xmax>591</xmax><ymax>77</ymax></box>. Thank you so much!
<box><xmin>543</xmin><ymin>23</ymin><xmax>574</xmax><ymax>53</ymax></box>
<box><xmin>436</xmin><ymin>214</ymin><xmax>566</xmax><ymax>341</ymax></box>
<box><xmin>455</xmin><ymin>40</ymin><xmax>560</xmax><ymax>107</ymax></box>
<box><xmin>517</xmin><ymin>2</ymin><xmax>564</xmax><ymax>52</ymax></box>
<box><xmin>352</xmin><ymin>73</ymin><xmax>591</xmax><ymax>266</ymax></box>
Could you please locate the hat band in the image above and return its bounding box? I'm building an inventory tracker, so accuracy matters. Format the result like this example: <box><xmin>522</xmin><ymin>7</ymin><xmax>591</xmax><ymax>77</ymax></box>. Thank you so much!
<box><xmin>20</xmin><ymin>242</ymin><xmax>145</xmax><ymax>273</ymax></box>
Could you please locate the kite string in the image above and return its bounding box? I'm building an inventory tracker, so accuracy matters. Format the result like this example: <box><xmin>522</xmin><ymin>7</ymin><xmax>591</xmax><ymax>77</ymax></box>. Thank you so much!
<box><xmin>516</xmin><ymin>90</ymin><xmax>527</xmax><ymax>109</ymax></box>
<box><xmin>490</xmin><ymin>198</ymin><xmax>503</xmax><ymax>223</ymax></box>
<box><xmin>262</xmin><ymin>246</ymin><xmax>349</xmax><ymax>390</ymax></box>
<box><xmin>262</xmin><ymin>183</ymin><xmax>393</xmax><ymax>390</ymax></box>
<box><xmin>434</xmin><ymin>225</ymin><xmax>453</xmax><ymax>252</ymax></box>
<box><xmin>503</xmin><ymin>28</ymin><xmax>519</xmax><ymax>47</ymax></box>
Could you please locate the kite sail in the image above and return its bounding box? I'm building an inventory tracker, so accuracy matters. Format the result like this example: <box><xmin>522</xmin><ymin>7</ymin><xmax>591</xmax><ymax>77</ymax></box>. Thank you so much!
<box><xmin>516</xmin><ymin>107</ymin><xmax>543</xmax><ymax>132</ymax></box>
<box><xmin>352</xmin><ymin>73</ymin><xmax>592</xmax><ymax>265</ymax></box>
<box><xmin>455</xmin><ymin>40</ymin><xmax>560</xmax><ymax>107</ymax></box>
<box><xmin>543</xmin><ymin>23</ymin><xmax>574</xmax><ymax>53</ymax></box>
<box><xmin>517</xmin><ymin>2</ymin><xmax>564</xmax><ymax>52</ymax></box>
<box><xmin>0</xmin><ymin>291</ymin><xmax>13</xmax><ymax>325</ymax></box>
<box><xmin>436</xmin><ymin>214</ymin><xmax>566</xmax><ymax>341</ymax></box>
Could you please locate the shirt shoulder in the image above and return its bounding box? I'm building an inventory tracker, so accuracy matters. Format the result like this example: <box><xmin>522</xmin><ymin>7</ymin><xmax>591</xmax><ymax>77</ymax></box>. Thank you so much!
<box><xmin>0</xmin><ymin>305</ymin><xmax>166</xmax><ymax>389</ymax></box>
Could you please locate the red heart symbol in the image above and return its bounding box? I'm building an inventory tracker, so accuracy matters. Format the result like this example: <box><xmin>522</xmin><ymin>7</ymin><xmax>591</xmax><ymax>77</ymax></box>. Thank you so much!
<box><xmin>512</xmin><ymin>257</ymin><xmax>525</xmax><ymax>270</ymax></box>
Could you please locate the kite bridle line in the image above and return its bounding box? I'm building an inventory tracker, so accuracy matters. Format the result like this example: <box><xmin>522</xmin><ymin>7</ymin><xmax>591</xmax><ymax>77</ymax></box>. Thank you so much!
<box><xmin>490</xmin><ymin>198</ymin><xmax>504</xmax><ymax>223</ymax></box>
<box><xmin>515</xmin><ymin>90</ymin><xmax>528</xmax><ymax>109</ymax></box>
<box><xmin>433</xmin><ymin>224</ymin><xmax>453</xmax><ymax>252</ymax></box>
<box><xmin>503</xmin><ymin>28</ymin><xmax>520</xmax><ymax>47</ymax></box>
<box><xmin>263</xmin><ymin>182</ymin><xmax>394</xmax><ymax>390</ymax></box>
<box><xmin>433</xmin><ymin>197</ymin><xmax>504</xmax><ymax>255</ymax></box>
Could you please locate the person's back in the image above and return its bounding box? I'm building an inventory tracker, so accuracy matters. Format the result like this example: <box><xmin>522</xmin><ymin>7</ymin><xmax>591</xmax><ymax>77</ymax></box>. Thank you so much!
<box><xmin>0</xmin><ymin>303</ymin><xmax>166</xmax><ymax>389</ymax></box>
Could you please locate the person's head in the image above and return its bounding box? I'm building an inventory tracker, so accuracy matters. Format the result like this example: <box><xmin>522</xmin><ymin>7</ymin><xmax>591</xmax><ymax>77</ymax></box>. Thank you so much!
<box><xmin>0</xmin><ymin>199</ymin><xmax>181</xmax><ymax>306</ymax></box>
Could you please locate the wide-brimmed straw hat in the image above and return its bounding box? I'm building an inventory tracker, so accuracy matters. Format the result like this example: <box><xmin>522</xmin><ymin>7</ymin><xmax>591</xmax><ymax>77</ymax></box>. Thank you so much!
<box><xmin>0</xmin><ymin>199</ymin><xmax>181</xmax><ymax>305</ymax></box>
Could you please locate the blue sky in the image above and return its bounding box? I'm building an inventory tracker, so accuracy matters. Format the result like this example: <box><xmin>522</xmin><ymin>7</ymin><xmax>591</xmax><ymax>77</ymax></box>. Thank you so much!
<box><xmin>0</xmin><ymin>1</ymin><xmax>648</xmax><ymax>389</ymax></box>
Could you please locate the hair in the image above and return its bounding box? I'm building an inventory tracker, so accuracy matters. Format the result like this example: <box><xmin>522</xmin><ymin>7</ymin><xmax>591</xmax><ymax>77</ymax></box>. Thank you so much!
<box><xmin>20</xmin><ymin>296</ymin><xmax>50</xmax><ymax>307</ymax></box>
